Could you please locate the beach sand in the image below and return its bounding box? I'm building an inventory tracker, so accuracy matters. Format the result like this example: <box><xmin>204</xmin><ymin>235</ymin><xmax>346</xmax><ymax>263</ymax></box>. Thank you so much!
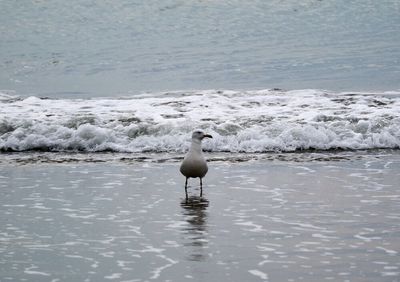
<box><xmin>1</xmin><ymin>151</ymin><xmax>399</xmax><ymax>281</ymax></box>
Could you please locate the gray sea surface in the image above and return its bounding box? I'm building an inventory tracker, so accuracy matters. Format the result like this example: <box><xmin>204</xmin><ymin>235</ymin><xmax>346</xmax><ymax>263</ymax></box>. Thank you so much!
<box><xmin>1</xmin><ymin>152</ymin><xmax>399</xmax><ymax>281</ymax></box>
<box><xmin>1</xmin><ymin>1</ymin><xmax>400</xmax><ymax>280</ymax></box>
<box><xmin>1</xmin><ymin>0</ymin><xmax>400</xmax><ymax>98</ymax></box>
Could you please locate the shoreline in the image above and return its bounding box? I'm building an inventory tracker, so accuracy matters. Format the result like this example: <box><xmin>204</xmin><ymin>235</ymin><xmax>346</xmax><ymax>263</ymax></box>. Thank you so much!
<box><xmin>1</xmin><ymin>151</ymin><xmax>399</xmax><ymax>281</ymax></box>
<box><xmin>1</xmin><ymin>149</ymin><xmax>400</xmax><ymax>166</ymax></box>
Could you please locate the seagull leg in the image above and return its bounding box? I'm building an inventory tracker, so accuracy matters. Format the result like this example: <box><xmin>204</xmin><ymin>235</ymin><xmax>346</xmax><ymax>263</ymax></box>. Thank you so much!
<box><xmin>185</xmin><ymin>178</ymin><xmax>188</xmax><ymax>199</ymax></box>
<box><xmin>200</xmin><ymin>178</ymin><xmax>203</xmax><ymax>197</ymax></box>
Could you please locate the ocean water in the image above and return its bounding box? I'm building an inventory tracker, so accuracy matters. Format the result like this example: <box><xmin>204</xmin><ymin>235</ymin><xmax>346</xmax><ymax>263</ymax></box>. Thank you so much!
<box><xmin>1</xmin><ymin>1</ymin><xmax>399</xmax><ymax>155</ymax></box>
<box><xmin>1</xmin><ymin>1</ymin><xmax>400</xmax><ymax>281</ymax></box>
<box><xmin>1</xmin><ymin>154</ymin><xmax>400</xmax><ymax>281</ymax></box>
<box><xmin>1</xmin><ymin>0</ymin><xmax>399</xmax><ymax>97</ymax></box>
<box><xmin>1</xmin><ymin>89</ymin><xmax>399</xmax><ymax>157</ymax></box>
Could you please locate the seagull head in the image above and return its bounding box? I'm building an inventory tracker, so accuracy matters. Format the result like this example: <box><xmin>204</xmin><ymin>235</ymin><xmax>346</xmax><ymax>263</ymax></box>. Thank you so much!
<box><xmin>192</xmin><ymin>130</ymin><xmax>213</xmax><ymax>141</ymax></box>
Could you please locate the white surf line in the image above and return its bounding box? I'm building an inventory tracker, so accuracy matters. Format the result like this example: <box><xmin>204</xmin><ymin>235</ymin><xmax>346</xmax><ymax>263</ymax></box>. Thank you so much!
<box><xmin>235</xmin><ymin>221</ymin><xmax>265</xmax><ymax>232</ymax></box>
<box><xmin>354</xmin><ymin>233</ymin><xmax>382</xmax><ymax>242</ymax></box>
<box><xmin>24</xmin><ymin>265</ymin><xmax>51</xmax><ymax>276</ymax></box>
<box><xmin>150</xmin><ymin>254</ymin><xmax>178</xmax><ymax>280</ymax></box>
<box><xmin>104</xmin><ymin>273</ymin><xmax>122</xmax><ymax>280</ymax></box>
<box><xmin>376</xmin><ymin>246</ymin><xmax>398</xmax><ymax>255</ymax></box>
<box><xmin>268</xmin><ymin>216</ymin><xmax>330</xmax><ymax>232</ymax></box>
<box><xmin>248</xmin><ymin>269</ymin><xmax>268</xmax><ymax>280</ymax></box>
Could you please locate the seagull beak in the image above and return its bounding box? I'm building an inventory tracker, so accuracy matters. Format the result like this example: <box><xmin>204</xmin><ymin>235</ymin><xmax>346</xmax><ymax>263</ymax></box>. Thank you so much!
<box><xmin>203</xmin><ymin>134</ymin><xmax>213</xmax><ymax>139</ymax></box>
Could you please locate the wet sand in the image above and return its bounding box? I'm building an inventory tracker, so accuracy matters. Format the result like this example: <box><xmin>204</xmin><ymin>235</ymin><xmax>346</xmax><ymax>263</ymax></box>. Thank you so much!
<box><xmin>1</xmin><ymin>152</ymin><xmax>399</xmax><ymax>281</ymax></box>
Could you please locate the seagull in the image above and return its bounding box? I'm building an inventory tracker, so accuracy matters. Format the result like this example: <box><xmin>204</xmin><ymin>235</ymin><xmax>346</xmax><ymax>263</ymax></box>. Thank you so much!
<box><xmin>180</xmin><ymin>130</ymin><xmax>213</xmax><ymax>197</ymax></box>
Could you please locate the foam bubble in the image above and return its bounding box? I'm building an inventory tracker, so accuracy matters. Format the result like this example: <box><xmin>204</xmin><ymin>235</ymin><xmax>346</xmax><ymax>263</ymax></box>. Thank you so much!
<box><xmin>1</xmin><ymin>89</ymin><xmax>399</xmax><ymax>153</ymax></box>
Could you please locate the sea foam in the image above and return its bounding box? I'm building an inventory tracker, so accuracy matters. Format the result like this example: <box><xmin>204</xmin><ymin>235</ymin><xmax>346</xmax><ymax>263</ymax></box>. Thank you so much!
<box><xmin>1</xmin><ymin>89</ymin><xmax>399</xmax><ymax>153</ymax></box>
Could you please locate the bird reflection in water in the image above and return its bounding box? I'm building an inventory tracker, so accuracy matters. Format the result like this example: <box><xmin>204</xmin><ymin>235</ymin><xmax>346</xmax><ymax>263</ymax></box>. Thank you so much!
<box><xmin>180</xmin><ymin>195</ymin><xmax>209</xmax><ymax>262</ymax></box>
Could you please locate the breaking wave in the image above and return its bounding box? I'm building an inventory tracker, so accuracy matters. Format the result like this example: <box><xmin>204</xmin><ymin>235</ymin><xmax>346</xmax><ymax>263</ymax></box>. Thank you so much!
<box><xmin>1</xmin><ymin>89</ymin><xmax>400</xmax><ymax>153</ymax></box>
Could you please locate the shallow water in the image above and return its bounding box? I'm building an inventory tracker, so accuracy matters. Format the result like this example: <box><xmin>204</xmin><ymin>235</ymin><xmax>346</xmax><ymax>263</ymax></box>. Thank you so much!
<box><xmin>1</xmin><ymin>153</ymin><xmax>399</xmax><ymax>281</ymax></box>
